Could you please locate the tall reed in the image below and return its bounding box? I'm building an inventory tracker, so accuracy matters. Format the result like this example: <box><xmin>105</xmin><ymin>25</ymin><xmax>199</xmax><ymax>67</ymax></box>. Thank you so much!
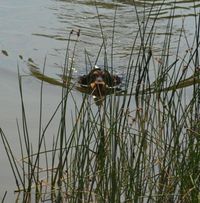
<box><xmin>1</xmin><ymin>1</ymin><xmax>200</xmax><ymax>202</ymax></box>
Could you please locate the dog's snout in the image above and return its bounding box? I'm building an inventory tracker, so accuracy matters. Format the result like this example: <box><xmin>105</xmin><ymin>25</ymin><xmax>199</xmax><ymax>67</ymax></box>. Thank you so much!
<box><xmin>96</xmin><ymin>76</ymin><xmax>103</xmax><ymax>82</ymax></box>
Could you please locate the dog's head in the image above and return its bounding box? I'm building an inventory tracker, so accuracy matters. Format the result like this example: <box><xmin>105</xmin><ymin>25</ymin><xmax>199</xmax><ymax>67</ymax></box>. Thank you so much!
<box><xmin>88</xmin><ymin>69</ymin><xmax>109</xmax><ymax>96</ymax></box>
<box><xmin>78</xmin><ymin>68</ymin><xmax>121</xmax><ymax>97</ymax></box>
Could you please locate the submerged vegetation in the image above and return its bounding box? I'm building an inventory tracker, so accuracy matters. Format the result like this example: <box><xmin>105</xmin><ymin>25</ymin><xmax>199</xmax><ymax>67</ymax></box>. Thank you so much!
<box><xmin>1</xmin><ymin>1</ymin><xmax>200</xmax><ymax>202</ymax></box>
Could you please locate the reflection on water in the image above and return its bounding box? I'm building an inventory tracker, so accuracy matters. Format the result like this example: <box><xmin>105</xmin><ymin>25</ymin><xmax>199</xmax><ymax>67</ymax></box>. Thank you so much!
<box><xmin>36</xmin><ymin>0</ymin><xmax>199</xmax><ymax>74</ymax></box>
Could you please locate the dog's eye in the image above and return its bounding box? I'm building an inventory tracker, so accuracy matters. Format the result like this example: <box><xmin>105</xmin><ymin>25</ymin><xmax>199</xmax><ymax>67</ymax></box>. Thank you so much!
<box><xmin>91</xmin><ymin>74</ymin><xmax>98</xmax><ymax>81</ymax></box>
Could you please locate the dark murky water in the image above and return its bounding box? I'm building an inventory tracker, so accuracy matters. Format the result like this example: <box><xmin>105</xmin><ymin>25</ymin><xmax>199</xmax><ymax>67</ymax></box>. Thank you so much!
<box><xmin>0</xmin><ymin>0</ymin><xmax>199</xmax><ymax>200</ymax></box>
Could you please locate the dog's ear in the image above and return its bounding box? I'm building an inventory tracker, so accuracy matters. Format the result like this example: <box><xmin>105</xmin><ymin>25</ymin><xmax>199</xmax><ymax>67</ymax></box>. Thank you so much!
<box><xmin>102</xmin><ymin>69</ymin><xmax>112</xmax><ymax>86</ymax></box>
<box><xmin>112</xmin><ymin>75</ymin><xmax>121</xmax><ymax>86</ymax></box>
<box><xmin>102</xmin><ymin>71</ymin><xmax>121</xmax><ymax>87</ymax></box>
<box><xmin>78</xmin><ymin>75</ymin><xmax>88</xmax><ymax>85</ymax></box>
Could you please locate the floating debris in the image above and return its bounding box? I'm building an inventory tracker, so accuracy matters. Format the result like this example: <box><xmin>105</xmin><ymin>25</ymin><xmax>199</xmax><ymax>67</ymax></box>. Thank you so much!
<box><xmin>1</xmin><ymin>50</ymin><xmax>8</xmax><ymax>56</ymax></box>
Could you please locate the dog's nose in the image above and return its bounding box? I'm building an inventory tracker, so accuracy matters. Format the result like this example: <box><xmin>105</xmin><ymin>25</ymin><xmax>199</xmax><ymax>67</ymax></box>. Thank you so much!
<box><xmin>96</xmin><ymin>76</ymin><xmax>103</xmax><ymax>82</ymax></box>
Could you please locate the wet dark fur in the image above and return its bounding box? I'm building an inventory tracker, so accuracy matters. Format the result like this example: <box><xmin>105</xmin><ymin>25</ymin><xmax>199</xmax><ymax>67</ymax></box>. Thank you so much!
<box><xmin>78</xmin><ymin>68</ymin><xmax>121</xmax><ymax>87</ymax></box>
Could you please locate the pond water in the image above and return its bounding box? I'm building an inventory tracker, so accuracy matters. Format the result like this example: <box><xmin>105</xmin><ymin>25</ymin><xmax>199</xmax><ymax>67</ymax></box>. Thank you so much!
<box><xmin>0</xmin><ymin>0</ymin><xmax>199</xmax><ymax>201</ymax></box>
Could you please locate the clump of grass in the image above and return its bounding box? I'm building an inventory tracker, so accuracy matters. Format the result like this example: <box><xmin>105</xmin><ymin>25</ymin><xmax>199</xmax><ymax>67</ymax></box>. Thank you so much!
<box><xmin>1</xmin><ymin>1</ymin><xmax>200</xmax><ymax>202</ymax></box>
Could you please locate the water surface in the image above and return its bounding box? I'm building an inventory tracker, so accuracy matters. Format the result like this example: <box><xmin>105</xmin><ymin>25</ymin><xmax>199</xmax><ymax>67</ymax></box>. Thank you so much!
<box><xmin>0</xmin><ymin>0</ymin><xmax>199</xmax><ymax>201</ymax></box>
